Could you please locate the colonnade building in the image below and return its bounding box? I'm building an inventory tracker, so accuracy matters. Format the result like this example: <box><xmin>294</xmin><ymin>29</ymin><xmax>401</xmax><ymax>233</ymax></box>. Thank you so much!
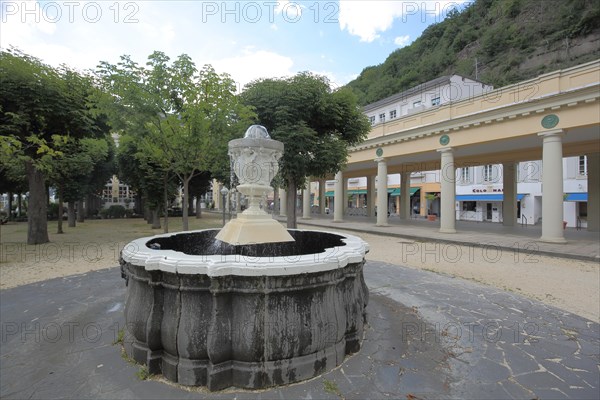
<box><xmin>288</xmin><ymin>60</ymin><xmax>599</xmax><ymax>243</ymax></box>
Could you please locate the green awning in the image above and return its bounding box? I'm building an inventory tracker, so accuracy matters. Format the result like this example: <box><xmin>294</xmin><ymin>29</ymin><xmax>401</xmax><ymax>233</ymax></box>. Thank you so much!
<box><xmin>326</xmin><ymin>188</ymin><xmax>419</xmax><ymax>197</ymax></box>
<box><xmin>325</xmin><ymin>189</ymin><xmax>367</xmax><ymax>197</ymax></box>
<box><xmin>390</xmin><ymin>187</ymin><xmax>420</xmax><ymax>197</ymax></box>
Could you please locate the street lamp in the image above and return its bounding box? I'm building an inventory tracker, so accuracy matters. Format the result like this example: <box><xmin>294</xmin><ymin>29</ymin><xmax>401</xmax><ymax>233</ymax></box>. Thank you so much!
<box><xmin>220</xmin><ymin>187</ymin><xmax>229</xmax><ymax>227</ymax></box>
<box><xmin>229</xmin><ymin>187</ymin><xmax>236</xmax><ymax>220</ymax></box>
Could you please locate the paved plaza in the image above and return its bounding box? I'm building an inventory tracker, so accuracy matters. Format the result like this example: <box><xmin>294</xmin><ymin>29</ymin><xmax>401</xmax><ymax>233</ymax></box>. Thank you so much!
<box><xmin>1</xmin><ymin>256</ymin><xmax>598</xmax><ymax>399</ymax></box>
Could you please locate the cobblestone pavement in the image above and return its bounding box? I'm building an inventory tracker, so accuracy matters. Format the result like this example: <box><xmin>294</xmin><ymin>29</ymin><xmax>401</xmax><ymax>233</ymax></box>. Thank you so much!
<box><xmin>1</xmin><ymin>264</ymin><xmax>598</xmax><ymax>399</ymax></box>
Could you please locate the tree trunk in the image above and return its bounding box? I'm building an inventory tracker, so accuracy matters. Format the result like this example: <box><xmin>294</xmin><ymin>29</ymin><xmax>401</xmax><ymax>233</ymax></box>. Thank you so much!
<box><xmin>25</xmin><ymin>162</ymin><xmax>50</xmax><ymax>244</ymax></box>
<box><xmin>151</xmin><ymin>209</ymin><xmax>161</xmax><ymax>229</ymax></box>
<box><xmin>67</xmin><ymin>202</ymin><xmax>76</xmax><ymax>227</ymax></box>
<box><xmin>196</xmin><ymin>196</ymin><xmax>202</xmax><ymax>218</ymax></box>
<box><xmin>163</xmin><ymin>175</ymin><xmax>169</xmax><ymax>234</ymax></box>
<box><xmin>77</xmin><ymin>201</ymin><xmax>85</xmax><ymax>223</ymax></box>
<box><xmin>57</xmin><ymin>186</ymin><xmax>64</xmax><ymax>234</ymax></box>
<box><xmin>286</xmin><ymin>178</ymin><xmax>297</xmax><ymax>229</ymax></box>
<box><xmin>135</xmin><ymin>193</ymin><xmax>143</xmax><ymax>216</ymax></box>
<box><xmin>188</xmin><ymin>195</ymin><xmax>195</xmax><ymax>218</ymax></box>
<box><xmin>17</xmin><ymin>193</ymin><xmax>22</xmax><ymax>217</ymax></box>
<box><xmin>7</xmin><ymin>192</ymin><xmax>13</xmax><ymax>221</ymax></box>
<box><xmin>85</xmin><ymin>194</ymin><xmax>93</xmax><ymax>218</ymax></box>
<box><xmin>145</xmin><ymin>205</ymin><xmax>152</xmax><ymax>224</ymax></box>
<box><xmin>273</xmin><ymin>188</ymin><xmax>279</xmax><ymax>216</ymax></box>
<box><xmin>182</xmin><ymin>175</ymin><xmax>190</xmax><ymax>231</ymax></box>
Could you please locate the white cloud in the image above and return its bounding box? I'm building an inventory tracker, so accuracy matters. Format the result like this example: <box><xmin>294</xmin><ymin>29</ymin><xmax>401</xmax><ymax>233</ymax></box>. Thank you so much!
<box><xmin>274</xmin><ymin>0</ymin><xmax>303</xmax><ymax>20</ymax></box>
<box><xmin>308</xmin><ymin>70</ymin><xmax>359</xmax><ymax>88</ymax></box>
<box><xmin>338</xmin><ymin>1</ymin><xmax>405</xmax><ymax>42</ymax></box>
<box><xmin>394</xmin><ymin>35</ymin><xmax>411</xmax><ymax>47</ymax></box>
<box><xmin>1</xmin><ymin>0</ymin><xmax>57</xmax><ymax>44</ymax></box>
<box><xmin>0</xmin><ymin>1</ymin><xmax>213</xmax><ymax>72</ymax></box>
<box><xmin>338</xmin><ymin>0</ymin><xmax>469</xmax><ymax>42</ymax></box>
<box><xmin>211</xmin><ymin>48</ymin><xmax>295</xmax><ymax>91</ymax></box>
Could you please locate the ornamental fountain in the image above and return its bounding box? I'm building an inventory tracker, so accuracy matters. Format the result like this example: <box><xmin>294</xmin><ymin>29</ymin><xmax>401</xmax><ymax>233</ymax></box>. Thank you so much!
<box><xmin>120</xmin><ymin>125</ymin><xmax>369</xmax><ymax>391</ymax></box>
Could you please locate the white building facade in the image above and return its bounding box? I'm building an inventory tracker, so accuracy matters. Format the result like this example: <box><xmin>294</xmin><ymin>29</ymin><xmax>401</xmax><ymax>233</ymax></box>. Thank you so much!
<box><xmin>312</xmin><ymin>74</ymin><xmax>591</xmax><ymax>228</ymax></box>
<box><xmin>454</xmin><ymin>157</ymin><xmax>589</xmax><ymax>228</ymax></box>
<box><xmin>364</xmin><ymin>75</ymin><xmax>493</xmax><ymax>126</ymax></box>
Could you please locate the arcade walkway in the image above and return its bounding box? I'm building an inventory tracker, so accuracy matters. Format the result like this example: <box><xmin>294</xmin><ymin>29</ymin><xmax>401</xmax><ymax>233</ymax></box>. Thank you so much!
<box><xmin>277</xmin><ymin>213</ymin><xmax>600</xmax><ymax>261</ymax></box>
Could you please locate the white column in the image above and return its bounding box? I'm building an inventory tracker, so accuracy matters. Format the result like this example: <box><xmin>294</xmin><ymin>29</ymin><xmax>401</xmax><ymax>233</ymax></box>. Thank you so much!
<box><xmin>375</xmin><ymin>157</ymin><xmax>388</xmax><ymax>226</ymax></box>
<box><xmin>334</xmin><ymin>171</ymin><xmax>344</xmax><ymax>222</ymax></box>
<box><xmin>400</xmin><ymin>172</ymin><xmax>410</xmax><ymax>220</ymax></box>
<box><xmin>502</xmin><ymin>162</ymin><xmax>517</xmax><ymax>226</ymax></box>
<box><xmin>343</xmin><ymin>177</ymin><xmax>349</xmax><ymax>215</ymax></box>
<box><xmin>279</xmin><ymin>188</ymin><xmax>287</xmax><ymax>217</ymax></box>
<box><xmin>302</xmin><ymin>185</ymin><xmax>311</xmax><ymax>219</ymax></box>
<box><xmin>587</xmin><ymin>153</ymin><xmax>599</xmax><ymax>232</ymax></box>
<box><xmin>539</xmin><ymin>130</ymin><xmax>566</xmax><ymax>243</ymax></box>
<box><xmin>366</xmin><ymin>175</ymin><xmax>376</xmax><ymax>218</ymax></box>
<box><xmin>318</xmin><ymin>179</ymin><xmax>326</xmax><ymax>215</ymax></box>
<box><xmin>438</xmin><ymin>148</ymin><xmax>456</xmax><ymax>233</ymax></box>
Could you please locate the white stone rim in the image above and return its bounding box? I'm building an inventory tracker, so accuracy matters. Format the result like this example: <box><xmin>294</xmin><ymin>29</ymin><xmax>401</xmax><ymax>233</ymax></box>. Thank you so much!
<box><xmin>121</xmin><ymin>229</ymin><xmax>369</xmax><ymax>277</ymax></box>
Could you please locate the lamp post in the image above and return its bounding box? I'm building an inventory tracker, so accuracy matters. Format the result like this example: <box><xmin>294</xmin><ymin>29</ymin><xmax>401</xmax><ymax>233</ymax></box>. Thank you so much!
<box><xmin>220</xmin><ymin>187</ymin><xmax>229</xmax><ymax>227</ymax></box>
<box><xmin>229</xmin><ymin>188</ymin><xmax>236</xmax><ymax>220</ymax></box>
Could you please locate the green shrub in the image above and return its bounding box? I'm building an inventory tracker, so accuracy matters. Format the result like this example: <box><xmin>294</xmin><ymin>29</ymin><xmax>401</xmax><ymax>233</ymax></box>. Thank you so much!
<box><xmin>100</xmin><ymin>205</ymin><xmax>127</xmax><ymax>219</ymax></box>
<box><xmin>47</xmin><ymin>203</ymin><xmax>59</xmax><ymax>220</ymax></box>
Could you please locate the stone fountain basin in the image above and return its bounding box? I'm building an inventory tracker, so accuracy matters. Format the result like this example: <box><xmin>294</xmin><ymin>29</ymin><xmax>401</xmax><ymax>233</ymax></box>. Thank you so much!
<box><xmin>119</xmin><ymin>229</ymin><xmax>369</xmax><ymax>391</ymax></box>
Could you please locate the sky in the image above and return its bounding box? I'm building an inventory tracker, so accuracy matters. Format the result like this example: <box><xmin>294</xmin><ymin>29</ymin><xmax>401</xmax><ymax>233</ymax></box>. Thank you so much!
<box><xmin>0</xmin><ymin>0</ymin><xmax>471</xmax><ymax>90</ymax></box>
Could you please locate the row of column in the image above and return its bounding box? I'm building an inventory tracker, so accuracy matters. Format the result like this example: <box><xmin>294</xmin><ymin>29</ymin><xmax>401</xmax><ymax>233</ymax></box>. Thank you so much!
<box><xmin>278</xmin><ymin>128</ymin><xmax>598</xmax><ymax>241</ymax></box>
<box><xmin>334</xmin><ymin>129</ymin><xmax>600</xmax><ymax>239</ymax></box>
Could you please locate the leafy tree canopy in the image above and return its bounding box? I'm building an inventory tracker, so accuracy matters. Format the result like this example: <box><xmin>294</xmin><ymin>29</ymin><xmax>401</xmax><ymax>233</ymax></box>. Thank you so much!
<box><xmin>241</xmin><ymin>72</ymin><xmax>370</xmax><ymax>227</ymax></box>
<box><xmin>96</xmin><ymin>51</ymin><xmax>255</xmax><ymax>230</ymax></box>
<box><xmin>0</xmin><ymin>48</ymin><xmax>111</xmax><ymax>243</ymax></box>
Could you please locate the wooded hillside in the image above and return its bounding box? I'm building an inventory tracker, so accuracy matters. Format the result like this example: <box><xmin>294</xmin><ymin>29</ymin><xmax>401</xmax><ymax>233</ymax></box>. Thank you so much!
<box><xmin>346</xmin><ymin>0</ymin><xmax>600</xmax><ymax>105</ymax></box>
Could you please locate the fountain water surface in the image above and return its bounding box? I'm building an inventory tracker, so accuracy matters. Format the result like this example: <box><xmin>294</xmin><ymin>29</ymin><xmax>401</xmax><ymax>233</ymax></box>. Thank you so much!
<box><xmin>120</xmin><ymin>125</ymin><xmax>369</xmax><ymax>391</ymax></box>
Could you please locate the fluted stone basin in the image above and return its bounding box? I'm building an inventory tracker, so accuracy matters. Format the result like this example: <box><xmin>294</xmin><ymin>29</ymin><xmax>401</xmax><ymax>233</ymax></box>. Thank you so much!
<box><xmin>119</xmin><ymin>229</ymin><xmax>369</xmax><ymax>391</ymax></box>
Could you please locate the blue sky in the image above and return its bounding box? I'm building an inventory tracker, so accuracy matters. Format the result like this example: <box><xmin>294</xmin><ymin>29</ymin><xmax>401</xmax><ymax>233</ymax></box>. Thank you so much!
<box><xmin>1</xmin><ymin>0</ymin><xmax>470</xmax><ymax>89</ymax></box>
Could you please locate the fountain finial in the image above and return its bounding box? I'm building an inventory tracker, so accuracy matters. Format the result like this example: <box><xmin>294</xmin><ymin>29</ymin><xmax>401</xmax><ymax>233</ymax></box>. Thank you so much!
<box><xmin>215</xmin><ymin>125</ymin><xmax>294</xmax><ymax>245</ymax></box>
<box><xmin>244</xmin><ymin>125</ymin><xmax>271</xmax><ymax>139</ymax></box>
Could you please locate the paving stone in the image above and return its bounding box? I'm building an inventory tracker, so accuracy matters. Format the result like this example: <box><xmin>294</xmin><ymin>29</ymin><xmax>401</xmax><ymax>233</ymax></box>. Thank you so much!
<box><xmin>499</xmin><ymin>380</ymin><xmax>537</xmax><ymax>399</ymax></box>
<box><xmin>503</xmin><ymin>345</ymin><xmax>543</xmax><ymax>375</ymax></box>
<box><xmin>1</xmin><ymin>263</ymin><xmax>599</xmax><ymax>399</ymax></box>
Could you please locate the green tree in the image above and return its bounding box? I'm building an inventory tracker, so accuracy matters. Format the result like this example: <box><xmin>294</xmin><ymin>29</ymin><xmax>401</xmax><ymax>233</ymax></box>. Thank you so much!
<box><xmin>0</xmin><ymin>164</ymin><xmax>27</xmax><ymax>220</ymax></box>
<box><xmin>96</xmin><ymin>52</ymin><xmax>254</xmax><ymax>231</ymax></box>
<box><xmin>0</xmin><ymin>49</ymin><xmax>109</xmax><ymax>244</ymax></box>
<box><xmin>241</xmin><ymin>72</ymin><xmax>371</xmax><ymax>228</ymax></box>
<box><xmin>115</xmin><ymin>134</ymin><xmax>176</xmax><ymax>230</ymax></box>
<box><xmin>49</xmin><ymin>137</ymin><xmax>111</xmax><ymax>233</ymax></box>
<box><xmin>188</xmin><ymin>171</ymin><xmax>212</xmax><ymax>218</ymax></box>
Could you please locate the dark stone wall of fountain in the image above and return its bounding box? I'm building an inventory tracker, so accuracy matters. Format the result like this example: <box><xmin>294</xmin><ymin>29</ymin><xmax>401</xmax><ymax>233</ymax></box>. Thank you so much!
<box><xmin>120</xmin><ymin>259</ymin><xmax>369</xmax><ymax>390</ymax></box>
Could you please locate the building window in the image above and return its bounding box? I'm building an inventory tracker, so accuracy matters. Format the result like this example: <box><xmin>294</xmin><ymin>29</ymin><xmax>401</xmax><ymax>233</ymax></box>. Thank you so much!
<box><xmin>579</xmin><ymin>156</ymin><xmax>587</xmax><ymax>176</ymax></box>
<box><xmin>462</xmin><ymin>201</ymin><xmax>476</xmax><ymax>211</ymax></box>
<box><xmin>413</xmin><ymin>100</ymin><xmax>421</xmax><ymax>108</ymax></box>
<box><xmin>379</xmin><ymin>113</ymin><xmax>385</xmax><ymax>123</ymax></box>
<box><xmin>389</xmin><ymin>110</ymin><xmax>397</xmax><ymax>119</ymax></box>
<box><xmin>431</xmin><ymin>96</ymin><xmax>440</xmax><ymax>106</ymax></box>
<box><xmin>369</xmin><ymin>116</ymin><xmax>375</xmax><ymax>125</ymax></box>
<box><xmin>483</xmin><ymin>165</ymin><xmax>493</xmax><ymax>182</ymax></box>
<box><xmin>461</xmin><ymin>167</ymin><xmax>470</xmax><ymax>183</ymax></box>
